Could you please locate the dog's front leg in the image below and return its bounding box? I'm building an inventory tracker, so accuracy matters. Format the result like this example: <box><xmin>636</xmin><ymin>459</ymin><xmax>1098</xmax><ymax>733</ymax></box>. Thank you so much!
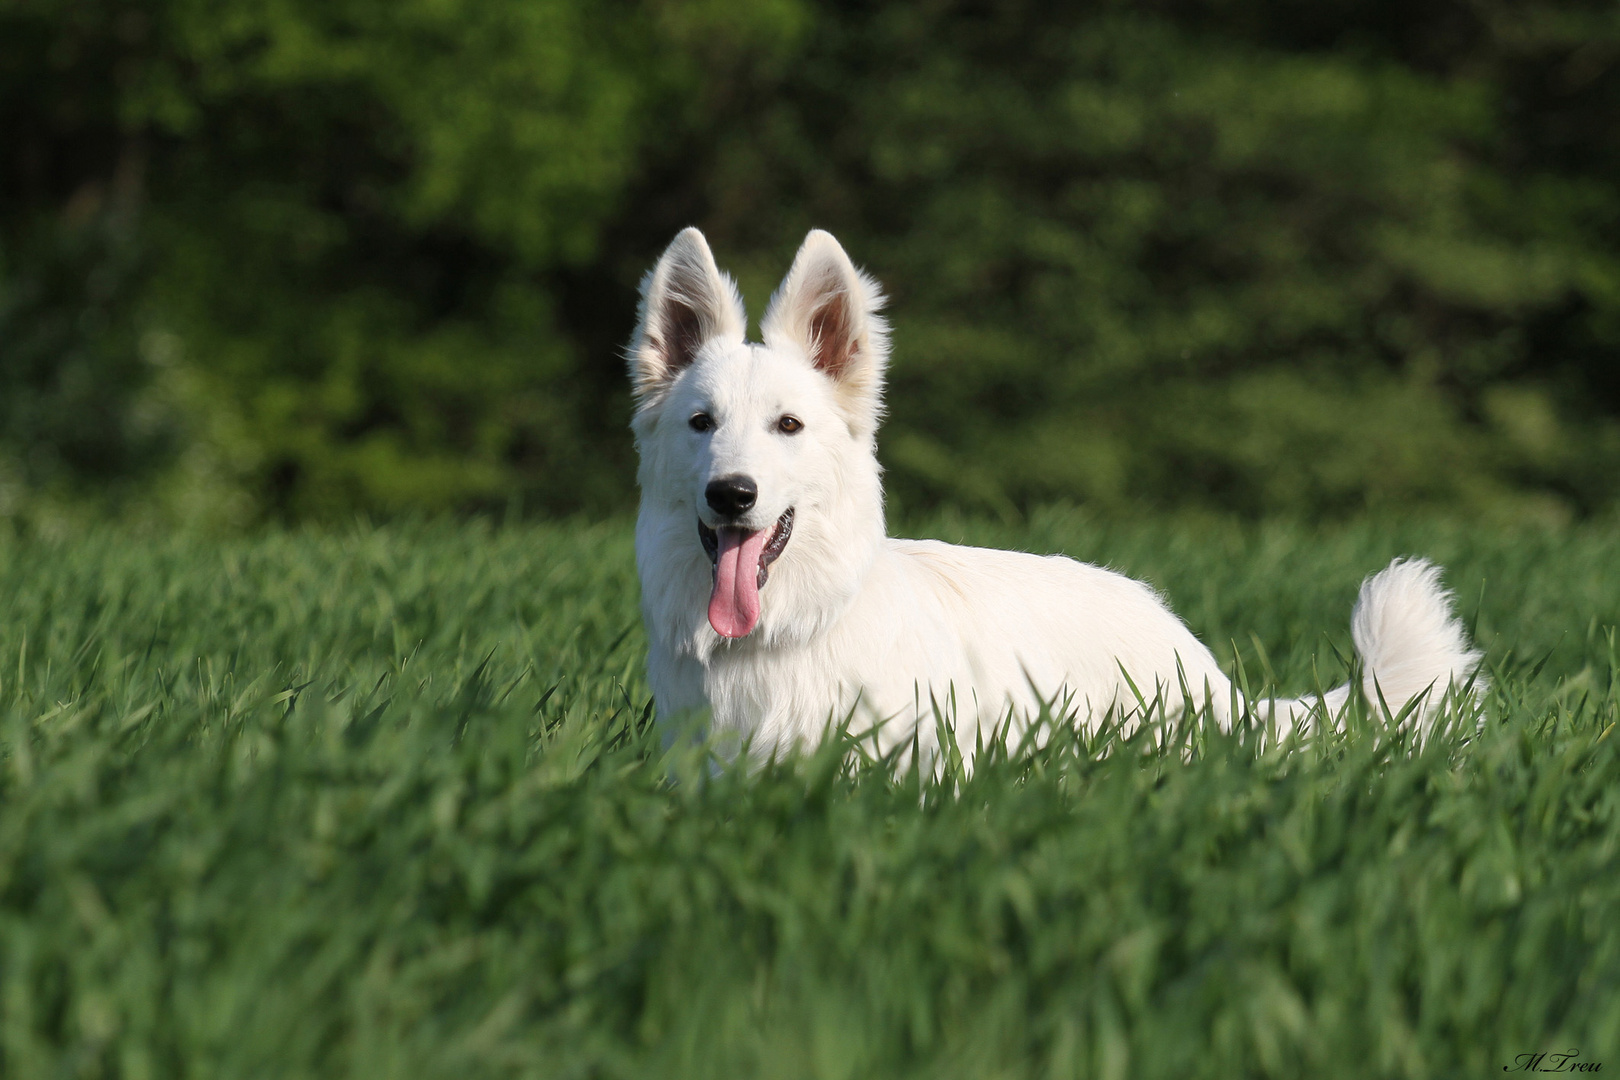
<box><xmin>647</xmin><ymin>645</ymin><xmax>709</xmax><ymax>750</ymax></box>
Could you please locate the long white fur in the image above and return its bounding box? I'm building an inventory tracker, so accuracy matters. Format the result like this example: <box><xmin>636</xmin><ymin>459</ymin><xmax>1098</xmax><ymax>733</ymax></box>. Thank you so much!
<box><xmin>629</xmin><ymin>227</ymin><xmax>1484</xmax><ymax>760</ymax></box>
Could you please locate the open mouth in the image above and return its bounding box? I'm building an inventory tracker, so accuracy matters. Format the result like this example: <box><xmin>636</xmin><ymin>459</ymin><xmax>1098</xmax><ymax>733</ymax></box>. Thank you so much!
<box><xmin>698</xmin><ymin>507</ymin><xmax>794</xmax><ymax>638</ymax></box>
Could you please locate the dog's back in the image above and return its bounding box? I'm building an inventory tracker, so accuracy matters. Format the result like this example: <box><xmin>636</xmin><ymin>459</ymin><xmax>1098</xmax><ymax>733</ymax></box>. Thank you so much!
<box><xmin>873</xmin><ymin>539</ymin><xmax>1230</xmax><ymax>731</ymax></box>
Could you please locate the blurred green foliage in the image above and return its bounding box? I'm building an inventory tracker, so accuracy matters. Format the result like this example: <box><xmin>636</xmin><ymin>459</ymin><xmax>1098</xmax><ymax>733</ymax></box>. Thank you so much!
<box><xmin>2</xmin><ymin>0</ymin><xmax>1618</xmax><ymax>522</ymax></box>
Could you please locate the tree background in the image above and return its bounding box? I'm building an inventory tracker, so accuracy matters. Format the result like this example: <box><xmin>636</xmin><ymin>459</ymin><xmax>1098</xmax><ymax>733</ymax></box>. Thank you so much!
<box><xmin>2</xmin><ymin>0</ymin><xmax>1617</xmax><ymax>525</ymax></box>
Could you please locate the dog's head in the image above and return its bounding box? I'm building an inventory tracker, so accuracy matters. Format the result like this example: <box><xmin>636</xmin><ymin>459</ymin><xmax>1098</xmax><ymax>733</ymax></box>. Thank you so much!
<box><xmin>629</xmin><ymin>228</ymin><xmax>889</xmax><ymax>641</ymax></box>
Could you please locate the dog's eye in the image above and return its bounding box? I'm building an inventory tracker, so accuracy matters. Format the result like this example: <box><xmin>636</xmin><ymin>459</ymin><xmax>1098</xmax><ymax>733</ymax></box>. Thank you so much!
<box><xmin>777</xmin><ymin>415</ymin><xmax>803</xmax><ymax>435</ymax></box>
<box><xmin>689</xmin><ymin>413</ymin><xmax>713</xmax><ymax>432</ymax></box>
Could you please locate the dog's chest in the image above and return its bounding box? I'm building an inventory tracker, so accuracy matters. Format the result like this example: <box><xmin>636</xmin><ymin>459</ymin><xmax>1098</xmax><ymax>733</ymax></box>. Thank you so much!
<box><xmin>700</xmin><ymin>642</ymin><xmax>857</xmax><ymax>750</ymax></box>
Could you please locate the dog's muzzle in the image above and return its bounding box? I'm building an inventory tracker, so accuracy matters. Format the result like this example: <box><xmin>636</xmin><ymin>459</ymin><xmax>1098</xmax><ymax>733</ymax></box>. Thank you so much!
<box><xmin>699</xmin><ymin>507</ymin><xmax>794</xmax><ymax>589</ymax></box>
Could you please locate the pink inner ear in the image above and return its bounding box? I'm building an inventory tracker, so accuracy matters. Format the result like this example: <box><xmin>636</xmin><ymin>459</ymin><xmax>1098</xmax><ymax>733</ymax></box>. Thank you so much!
<box><xmin>660</xmin><ymin>298</ymin><xmax>703</xmax><ymax>374</ymax></box>
<box><xmin>809</xmin><ymin>293</ymin><xmax>857</xmax><ymax>378</ymax></box>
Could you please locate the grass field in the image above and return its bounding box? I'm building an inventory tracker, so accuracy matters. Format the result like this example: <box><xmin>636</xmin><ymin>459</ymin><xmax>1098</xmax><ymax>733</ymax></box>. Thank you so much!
<box><xmin>0</xmin><ymin>510</ymin><xmax>1617</xmax><ymax>1078</ymax></box>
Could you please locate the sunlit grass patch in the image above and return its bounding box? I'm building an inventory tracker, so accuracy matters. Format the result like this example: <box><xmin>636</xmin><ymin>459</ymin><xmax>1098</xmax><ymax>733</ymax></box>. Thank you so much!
<box><xmin>0</xmin><ymin>515</ymin><xmax>1615</xmax><ymax>1078</ymax></box>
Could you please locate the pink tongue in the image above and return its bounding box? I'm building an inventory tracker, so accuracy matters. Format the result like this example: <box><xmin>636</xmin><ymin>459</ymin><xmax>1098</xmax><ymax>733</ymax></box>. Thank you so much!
<box><xmin>708</xmin><ymin>528</ymin><xmax>766</xmax><ymax>638</ymax></box>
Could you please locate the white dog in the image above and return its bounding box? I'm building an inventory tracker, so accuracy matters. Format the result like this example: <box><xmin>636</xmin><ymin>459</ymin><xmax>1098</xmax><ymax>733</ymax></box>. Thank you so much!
<box><xmin>629</xmin><ymin>227</ymin><xmax>1482</xmax><ymax>760</ymax></box>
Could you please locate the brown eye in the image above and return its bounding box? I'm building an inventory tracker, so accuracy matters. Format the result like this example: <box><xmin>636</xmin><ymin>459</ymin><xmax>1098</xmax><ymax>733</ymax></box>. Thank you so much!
<box><xmin>777</xmin><ymin>415</ymin><xmax>803</xmax><ymax>435</ymax></box>
<box><xmin>689</xmin><ymin>413</ymin><xmax>713</xmax><ymax>432</ymax></box>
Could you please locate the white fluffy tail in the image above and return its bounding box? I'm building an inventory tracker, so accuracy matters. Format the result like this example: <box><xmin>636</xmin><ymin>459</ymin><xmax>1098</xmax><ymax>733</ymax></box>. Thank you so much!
<box><xmin>1351</xmin><ymin>557</ymin><xmax>1484</xmax><ymax>717</ymax></box>
<box><xmin>1276</xmin><ymin>558</ymin><xmax>1483</xmax><ymax>735</ymax></box>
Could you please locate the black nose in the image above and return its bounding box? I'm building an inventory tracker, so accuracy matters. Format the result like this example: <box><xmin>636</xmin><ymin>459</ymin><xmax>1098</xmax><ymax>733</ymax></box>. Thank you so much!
<box><xmin>705</xmin><ymin>475</ymin><xmax>757</xmax><ymax>519</ymax></box>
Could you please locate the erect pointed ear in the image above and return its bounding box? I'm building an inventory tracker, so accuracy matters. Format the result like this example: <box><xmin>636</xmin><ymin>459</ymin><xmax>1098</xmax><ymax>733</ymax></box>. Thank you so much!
<box><xmin>760</xmin><ymin>230</ymin><xmax>889</xmax><ymax>415</ymax></box>
<box><xmin>628</xmin><ymin>227</ymin><xmax>747</xmax><ymax>406</ymax></box>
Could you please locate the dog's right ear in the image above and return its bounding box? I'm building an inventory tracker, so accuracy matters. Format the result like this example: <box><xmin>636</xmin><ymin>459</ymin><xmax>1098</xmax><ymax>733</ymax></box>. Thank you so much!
<box><xmin>760</xmin><ymin>230</ymin><xmax>889</xmax><ymax>433</ymax></box>
<box><xmin>628</xmin><ymin>228</ymin><xmax>747</xmax><ymax>406</ymax></box>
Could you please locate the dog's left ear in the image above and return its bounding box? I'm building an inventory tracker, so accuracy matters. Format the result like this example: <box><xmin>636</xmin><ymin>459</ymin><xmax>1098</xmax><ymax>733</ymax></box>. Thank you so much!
<box><xmin>629</xmin><ymin>227</ymin><xmax>748</xmax><ymax>407</ymax></box>
<box><xmin>761</xmin><ymin>230</ymin><xmax>889</xmax><ymax>423</ymax></box>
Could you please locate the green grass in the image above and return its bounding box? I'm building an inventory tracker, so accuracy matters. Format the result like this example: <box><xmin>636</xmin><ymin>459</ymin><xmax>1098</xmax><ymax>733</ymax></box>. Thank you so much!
<box><xmin>0</xmin><ymin>510</ymin><xmax>1617</xmax><ymax>1079</ymax></box>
